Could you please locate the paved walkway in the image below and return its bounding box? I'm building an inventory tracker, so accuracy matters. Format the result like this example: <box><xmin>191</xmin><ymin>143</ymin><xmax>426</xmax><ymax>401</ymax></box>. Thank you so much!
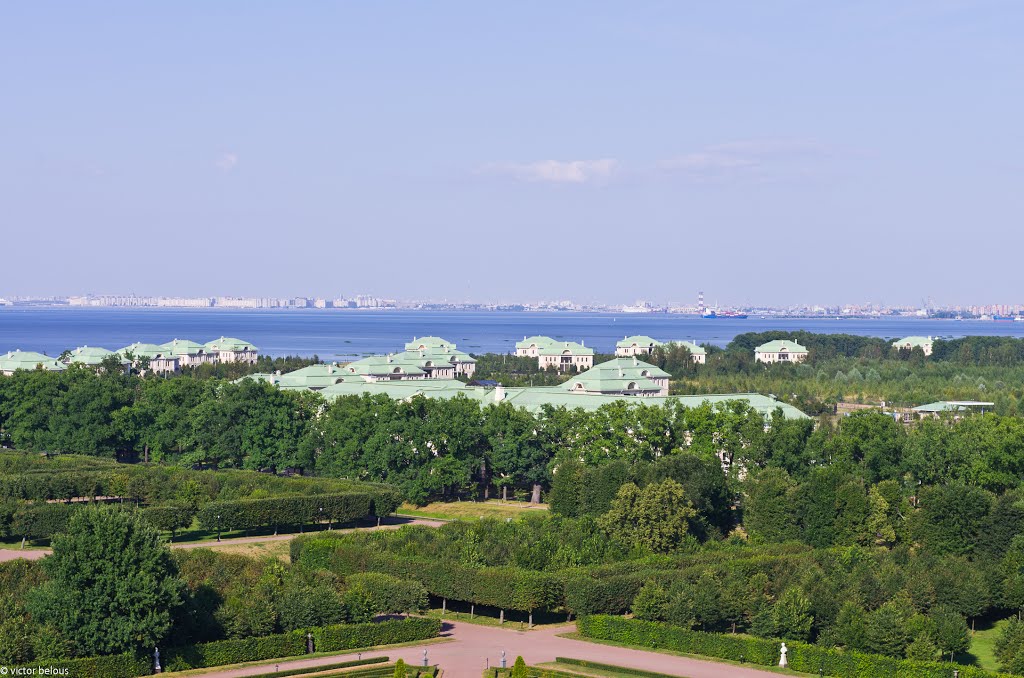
<box><xmin>0</xmin><ymin>517</ymin><xmax>445</xmax><ymax>562</ymax></box>
<box><xmin>182</xmin><ymin>620</ymin><xmax>785</xmax><ymax>678</ymax></box>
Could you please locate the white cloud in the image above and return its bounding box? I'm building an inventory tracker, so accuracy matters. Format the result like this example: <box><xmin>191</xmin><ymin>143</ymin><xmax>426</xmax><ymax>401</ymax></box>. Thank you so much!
<box><xmin>215</xmin><ymin>152</ymin><xmax>239</xmax><ymax>172</ymax></box>
<box><xmin>479</xmin><ymin>158</ymin><xmax>617</xmax><ymax>184</ymax></box>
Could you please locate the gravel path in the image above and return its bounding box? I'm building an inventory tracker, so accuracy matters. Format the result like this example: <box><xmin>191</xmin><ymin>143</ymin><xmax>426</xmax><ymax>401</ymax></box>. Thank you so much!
<box><xmin>0</xmin><ymin>517</ymin><xmax>446</xmax><ymax>561</ymax></box>
<box><xmin>181</xmin><ymin>620</ymin><xmax>786</xmax><ymax>678</ymax></box>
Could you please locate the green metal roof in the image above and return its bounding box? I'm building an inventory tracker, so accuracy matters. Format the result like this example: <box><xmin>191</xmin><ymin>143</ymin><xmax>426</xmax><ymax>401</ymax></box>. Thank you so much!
<box><xmin>616</xmin><ymin>335</ymin><xmax>663</xmax><ymax>349</ymax></box>
<box><xmin>564</xmin><ymin>357</ymin><xmax>669</xmax><ymax>393</ymax></box>
<box><xmin>755</xmin><ymin>339</ymin><xmax>808</xmax><ymax>353</ymax></box>
<box><xmin>669</xmin><ymin>340</ymin><xmax>707</xmax><ymax>355</ymax></box>
<box><xmin>117</xmin><ymin>343</ymin><xmax>175</xmax><ymax>359</ymax></box>
<box><xmin>205</xmin><ymin>336</ymin><xmax>258</xmax><ymax>352</ymax></box>
<box><xmin>912</xmin><ymin>400</ymin><xmax>994</xmax><ymax>413</ymax></box>
<box><xmin>161</xmin><ymin>339</ymin><xmax>211</xmax><ymax>356</ymax></box>
<box><xmin>314</xmin><ymin>375</ymin><xmax>808</xmax><ymax>419</ymax></box>
<box><xmin>537</xmin><ymin>340</ymin><xmax>594</xmax><ymax>356</ymax></box>
<box><xmin>66</xmin><ymin>346</ymin><xmax>123</xmax><ymax>366</ymax></box>
<box><xmin>404</xmin><ymin>336</ymin><xmax>456</xmax><ymax>351</ymax></box>
<box><xmin>516</xmin><ymin>336</ymin><xmax>557</xmax><ymax>349</ymax></box>
<box><xmin>893</xmin><ymin>336</ymin><xmax>933</xmax><ymax>347</ymax></box>
<box><xmin>0</xmin><ymin>350</ymin><xmax>67</xmax><ymax>372</ymax></box>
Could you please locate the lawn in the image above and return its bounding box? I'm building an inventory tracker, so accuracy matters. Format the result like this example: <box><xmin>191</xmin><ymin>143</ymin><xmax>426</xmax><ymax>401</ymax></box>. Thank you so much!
<box><xmin>397</xmin><ymin>499</ymin><xmax>548</xmax><ymax>521</ymax></box>
<box><xmin>965</xmin><ymin>616</ymin><xmax>1013</xmax><ymax>671</ymax></box>
<box><xmin>423</xmin><ymin>606</ymin><xmax>568</xmax><ymax>631</ymax></box>
<box><xmin>534</xmin><ymin>661</ymin><xmax>674</xmax><ymax>677</ymax></box>
<box><xmin>198</xmin><ymin>538</ymin><xmax>292</xmax><ymax>561</ymax></box>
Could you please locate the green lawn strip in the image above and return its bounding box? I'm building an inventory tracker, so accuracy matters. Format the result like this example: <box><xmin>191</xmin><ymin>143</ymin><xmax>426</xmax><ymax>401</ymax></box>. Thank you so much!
<box><xmin>967</xmin><ymin>617</ymin><xmax>1013</xmax><ymax>671</ymax></box>
<box><xmin>162</xmin><ymin>637</ymin><xmax>453</xmax><ymax>677</ymax></box>
<box><xmin>535</xmin><ymin>661</ymin><xmax>679</xmax><ymax>677</ymax></box>
<box><xmin>424</xmin><ymin>607</ymin><xmax>568</xmax><ymax>630</ymax></box>
<box><xmin>557</xmin><ymin>632</ymin><xmax>814</xmax><ymax>677</ymax></box>
<box><xmin>223</xmin><ymin>656</ymin><xmax>388</xmax><ymax>678</ymax></box>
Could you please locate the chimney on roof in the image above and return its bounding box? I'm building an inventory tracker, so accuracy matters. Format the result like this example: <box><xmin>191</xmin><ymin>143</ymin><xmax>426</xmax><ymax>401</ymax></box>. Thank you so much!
<box><xmin>633</xmin><ymin>356</ymin><xmax>638</xmax><ymax>366</ymax></box>
<box><xmin>495</xmin><ymin>384</ymin><xmax>505</xmax><ymax>402</ymax></box>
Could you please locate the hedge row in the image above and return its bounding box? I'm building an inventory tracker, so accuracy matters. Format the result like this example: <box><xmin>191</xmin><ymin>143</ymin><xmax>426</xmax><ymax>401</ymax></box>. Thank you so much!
<box><xmin>165</xmin><ymin>617</ymin><xmax>441</xmax><ymax>671</ymax></box>
<box><xmin>313</xmin><ymin>541</ymin><xmax>562</xmax><ymax>612</ymax></box>
<box><xmin>577</xmin><ymin>616</ymin><xmax>1013</xmax><ymax>678</ymax></box>
<box><xmin>1</xmin><ymin>503</ymin><xmax>195</xmax><ymax>541</ymax></box>
<box><xmin>16</xmin><ymin>618</ymin><xmax>440</xmax><ymax>677</ymax></box>
<box><xmin>12</xmin><ymin>652</ymin><xmax>151</xmax><ymax>678</ymax></box>
<box><xmin>196</xmin><ymin>493</ymin><xmax>380</xmax><ymax>534</ymax></box>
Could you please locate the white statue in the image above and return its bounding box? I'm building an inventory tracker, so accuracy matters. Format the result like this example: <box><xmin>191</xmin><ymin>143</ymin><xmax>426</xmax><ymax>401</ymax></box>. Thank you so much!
<box><xmin>779</xmin><ymin>642</ymin><xmax>788</xmax><ymax>668</ymax></box>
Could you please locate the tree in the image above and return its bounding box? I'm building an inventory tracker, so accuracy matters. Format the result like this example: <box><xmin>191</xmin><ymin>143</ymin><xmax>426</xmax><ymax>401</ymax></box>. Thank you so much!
<box><xmin>27</xmin><ymin>506</ymin><xmax>185</xmax><ymax>656</ymax></box>
<box><xmin>863</xmin><ymin>595</ymin><xmax>916</xmax><ymax>658</ymax></box>
<box><xmin>929</xmin><ymin>606</ymin><xmax>969</xmax><ymax>661</ymax></box>
<box><xmin>743</xmin><ymin>468</ymin><xmax>798</xmax><ymax>543</ymax></box>
<box><xmin>772</xmin><ymin>588</ymin><xmax>813</xmax><ymax>641</ymax></box>
<box><xmin>598</xmin><ymin>479</ymin><xmax>696</xmax><ymax>554</ymax></box>
<box><xmin>632</xmin><ymin>583</ymin><xmax>669</xmax><ymax>621</ymax></box>
<box><xmin>393</xmin><ymin>658</ymin><xmax>407</xmax><ymax>678</ymax></box>
<box><xmin>511</xmin><ymin>655</ymin><xmax>528</xmax><ymax>678</ymax></box>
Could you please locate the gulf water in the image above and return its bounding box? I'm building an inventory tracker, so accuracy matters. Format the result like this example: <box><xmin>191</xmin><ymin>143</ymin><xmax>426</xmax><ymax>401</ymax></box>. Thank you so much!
<box><xmin>2</xmin><ymin>307</ymin><xmax>1024</xmax><ymax>358</ymax></box>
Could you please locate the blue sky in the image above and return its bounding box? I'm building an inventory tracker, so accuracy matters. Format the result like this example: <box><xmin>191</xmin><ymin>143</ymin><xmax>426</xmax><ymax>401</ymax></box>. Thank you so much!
<box><xmin>2</xmin><ymin>2</ymin><xmax>1021</xmax><ymax>306</ymax></box>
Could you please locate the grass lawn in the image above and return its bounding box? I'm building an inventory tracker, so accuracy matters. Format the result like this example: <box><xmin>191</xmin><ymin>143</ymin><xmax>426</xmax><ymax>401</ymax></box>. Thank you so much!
<box><xmin>534</xmin><ymin>661</ymin><xmax>673</xmax><ymax>677</ymax></box>
<box><xmin>423</xmin><ymin>607</ymin><xmax>568</xmax><ymax>631</ymax></box>
<box><xmin>397</xmin><ymin>499</ymin><xmax>548</xmax><ymax>521</ymax></box>
<box><xmin>198</xmin><ymin>538</ymin><xmax>292</xmax><ymax>561</ymax></box>
<box><xmin>964</xmin><ymin>616</ymin><xmax>1013</xmax><ymax>671</ymax></box>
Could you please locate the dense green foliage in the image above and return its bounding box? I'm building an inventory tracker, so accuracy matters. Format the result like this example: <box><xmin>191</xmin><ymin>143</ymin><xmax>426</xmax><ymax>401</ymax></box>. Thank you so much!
<box><xmin>28</xmin><ymin>507</ymin><xmax>185</xmax><ymax>656</ymax></box>
<box><xmin>578</xmin><ymin>615</ymin><xmax>1009</xmax><ymax>678</ymax></box>
<box><xmin>0</xmin><ymin>452</ymin><xmax>400</xmax><ymax>543</ymax></box>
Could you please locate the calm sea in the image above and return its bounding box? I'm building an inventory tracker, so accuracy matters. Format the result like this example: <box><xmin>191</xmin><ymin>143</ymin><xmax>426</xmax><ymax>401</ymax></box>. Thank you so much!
<box><xmin>2</xmin><ymin>308</ymin><xmax>1024</xmax><ymax>359</ymax></box>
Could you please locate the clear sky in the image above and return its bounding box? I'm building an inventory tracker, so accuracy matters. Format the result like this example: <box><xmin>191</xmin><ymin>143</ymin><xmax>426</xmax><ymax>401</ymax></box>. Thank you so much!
<box><xmin>2</xmin><ymin>2</ymin><xmax>1022</xmax><ymax>306</ymax></box>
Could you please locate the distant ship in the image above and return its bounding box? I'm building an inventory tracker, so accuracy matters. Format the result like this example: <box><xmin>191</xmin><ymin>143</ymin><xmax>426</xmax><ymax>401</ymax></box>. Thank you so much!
<box><xmin>993</xmin><ymin>315</ymin><xmax>1018</xmax><ymax>322</ymax></box>
<box><xmin>702</xmin><ymin>310</ymin><xmax>748</xmax><ymax>319</ymax></box>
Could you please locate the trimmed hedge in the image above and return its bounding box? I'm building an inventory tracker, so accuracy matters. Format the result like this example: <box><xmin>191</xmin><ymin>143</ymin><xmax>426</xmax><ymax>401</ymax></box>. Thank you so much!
<box><xmin>577</xmin><ymin>616</ymin><xmax>1014</xmax><ymax>678</ymax></box>
<box><xmin>197</xmin><ymin>493</ymin><xmax>374</xmax><ymax>533</ymax></box>
<box><xmin>13</xmin><ymin>652</ymin><xmax>151</xmax><ymax>678</ymax></box>
<box><xmin>11</xmin><ymin>502</ymin><xmax>80</xmax><ymax>540</ymax></box>
<box><xmin>164</xmin><ymin>617</ymin><xmax>441</xmax><ymax>672</ymax></box>
<box><xmin>141</xmin><ymin>504</ymin><xmax>196</xmax><ymax>535</ymax></box>
<box><xmin>314</xmin><ymin>617</ymin><xmax>441</xmax><ymax>652</ymax></box>
<box><xmin>299</xmin><ymin>539</ymin><xmax>562</xmax><ymax>613</ymax></box>
<box><xmin>164</xmin><ymin>629</ymin><xmax>307</xmax><ymax>671</ymax></box>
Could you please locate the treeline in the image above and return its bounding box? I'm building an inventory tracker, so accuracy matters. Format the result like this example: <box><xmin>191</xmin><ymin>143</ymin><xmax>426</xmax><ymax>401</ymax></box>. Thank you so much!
<box><xmin>0</xmin><ymin>365</ymin><xmax>802</xmax><ymax>502</ymax></box>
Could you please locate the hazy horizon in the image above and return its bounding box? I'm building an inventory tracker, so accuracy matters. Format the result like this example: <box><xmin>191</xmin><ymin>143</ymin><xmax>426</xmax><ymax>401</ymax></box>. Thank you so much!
<box><xmin>3</xmin><ymin>2</ymin><xmax>1021</xmax><ymax>306</ymax></box>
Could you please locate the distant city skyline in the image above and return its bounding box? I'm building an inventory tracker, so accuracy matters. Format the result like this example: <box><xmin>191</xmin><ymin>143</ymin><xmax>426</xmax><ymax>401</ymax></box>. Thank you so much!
<box><xmin>2</xmin><ymin>2</ymin><xmax>1022</xmax><ymax>304</ymax></box>
<box><xmin>4</xmin><ymin>291</ymin><xmax>1024</xmax><ymax>316</ymax></box>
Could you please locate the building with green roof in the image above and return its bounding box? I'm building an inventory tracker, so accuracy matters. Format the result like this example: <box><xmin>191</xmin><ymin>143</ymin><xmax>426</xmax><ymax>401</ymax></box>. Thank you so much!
<box><xmin>754</xmin><ymin>339</ymin><xmax>808</xmax><ymax>364</ymax></box>
<box><xmin>314</xmin><ymin>376</ymin><xmax>808</xmax><ymax>420</ymax></box>
<box><xmin>405</xmin><ymin>336</ymin><xmax>456</xmax><ymax>351</ymax></box>
<box><xmin>64</xmin><ymin>346</ymin><xmax>129</xmax><ymax>371</ymax></box>
<box><xmin>615</xmin><ymin>335</ymin><xmax>663</xmax><ymax>357</ymax></box>
<box><xmin>205</xmin><ymin>337</ymin><xmax>259</xmax><ymax>364</ymax></box>
<box><xmin>562</xmin><ymin>356</ymin><xmax>670</xmax><ymax>396</ymax></box>
<box><xmin>893</xmin><ymin>336</ymin><xmax>934</xmax><ymax>356</ymax></box>
<box><xmin>0</xmin><ymin>350</ymin><xmax>67</xmax><ymax>375</ymax></box>
<box><xmin>161</xmin><ymin>339</ymin><xmax>217</xmax><ymax>367</ymax></box>
<box><xmin>515</xmin><ymin>336</ymin><xmax>594</xmax><ymax>371</ymax></box>
<box><xmin>669</xmin><ymin>340</ymin><xmax>707</xmax><ymax>364</ymax></box>
<box><xmin>117</xmin><ymin>343</ymin><xmax>180</xmax><ymax>374</ymax></box>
